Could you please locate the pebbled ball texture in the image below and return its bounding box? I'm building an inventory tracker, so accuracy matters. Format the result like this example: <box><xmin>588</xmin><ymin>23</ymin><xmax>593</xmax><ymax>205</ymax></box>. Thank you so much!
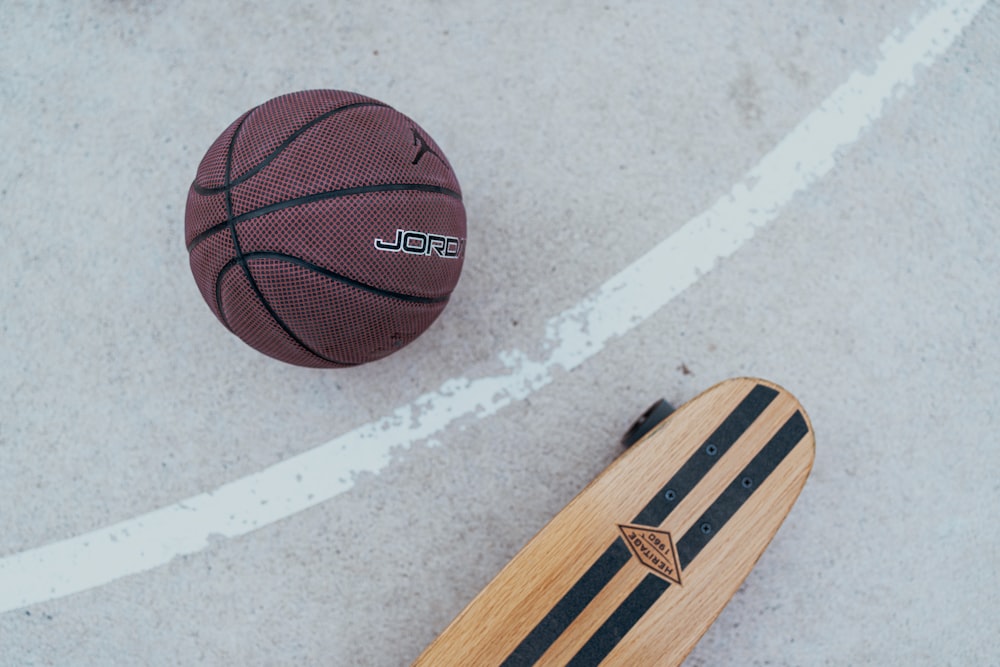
<box><xmin>184</xmin><ymin>90</ymin><xmax>466</xmax><ymax>368</ymax></box>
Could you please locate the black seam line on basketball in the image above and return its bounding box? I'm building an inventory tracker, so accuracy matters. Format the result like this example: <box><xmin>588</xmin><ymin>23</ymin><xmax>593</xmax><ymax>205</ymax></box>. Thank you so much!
<box><xmin>241</xmin><ymin>252</ymin><xmax>450</xmax><ymax>304</ymax></box>
<box><xmin>566</xmin><ymin>411</ymin><xmax>810</xmax><ymax>667</ymax></box>
<box><xmin>499</xmin><ymin>383</ymin><xmax>778</xmax><ymax>667</ymax></box>
<box><xmin>186</xmin><ymin>183</ymin><xmax>463</xmax><ymax>253</ymax></box>
<box><xmin>191</xmin><ymin>101</ymin><xmax>390</xmax><ymax>195</ymax></box>
<box><xmin>215</xmin><ymin>110</ymin><xmax>254</xmax><ymax>332</ymax></box>
<box><xmin>214</xmin><ymin>257</ymin><xmax>360</xmax><ymax>367</ymax></box>
<box><xmin>219</xmin><ymin>109</ymin><xmax>344</xmax><ymax>366</ymax></box>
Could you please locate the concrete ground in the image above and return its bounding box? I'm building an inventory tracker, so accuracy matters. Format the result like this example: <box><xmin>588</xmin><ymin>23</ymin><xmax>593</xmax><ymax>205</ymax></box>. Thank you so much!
<box><xmin>1</xmin><ymin>1</ymin><xmax>997</xmax><ymax>665</ymax></box>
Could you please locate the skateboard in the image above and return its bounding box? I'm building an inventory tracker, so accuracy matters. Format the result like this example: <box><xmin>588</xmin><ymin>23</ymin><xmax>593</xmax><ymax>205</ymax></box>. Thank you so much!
<box><xmin>412</xmin><ymin>377</ymin><xmax>814</xmax><ymax>666</ymax></box>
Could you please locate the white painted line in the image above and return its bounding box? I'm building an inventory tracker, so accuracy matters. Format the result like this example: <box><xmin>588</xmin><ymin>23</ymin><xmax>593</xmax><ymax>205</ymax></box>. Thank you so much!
<box><xmin>0</xmin><ymin>0</ymin><xmax>985</xmax><ymax>613</ymax></box>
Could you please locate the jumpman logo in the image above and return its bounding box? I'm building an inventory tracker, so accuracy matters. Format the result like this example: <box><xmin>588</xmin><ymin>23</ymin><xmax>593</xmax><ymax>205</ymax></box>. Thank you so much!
<box><xmin>410</xmin><ymin>127</ymin><xmax>443</xmax><ymax>166</ymax></box>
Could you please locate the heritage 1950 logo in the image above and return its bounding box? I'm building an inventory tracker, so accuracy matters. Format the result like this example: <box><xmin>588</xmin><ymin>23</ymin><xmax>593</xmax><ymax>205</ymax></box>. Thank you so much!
<box><xmin>618</xmin><ymin>524</ymin><xmax>683</xmax><ymax>585</ymax></box>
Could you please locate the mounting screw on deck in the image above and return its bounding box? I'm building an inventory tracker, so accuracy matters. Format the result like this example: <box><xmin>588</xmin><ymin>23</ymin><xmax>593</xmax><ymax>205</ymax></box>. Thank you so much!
<box><xmin>621</xmin><ymin>399</ymin><xmax>676</xmax><ymax>448</ymax></box>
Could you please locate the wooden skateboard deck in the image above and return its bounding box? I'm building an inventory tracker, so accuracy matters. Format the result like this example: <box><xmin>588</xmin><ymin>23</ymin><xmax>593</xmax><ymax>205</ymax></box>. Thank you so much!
<box><xmin>413</xmin><ymin>378</ymin><xmax>815</xmax><ymax>666</ymax></box>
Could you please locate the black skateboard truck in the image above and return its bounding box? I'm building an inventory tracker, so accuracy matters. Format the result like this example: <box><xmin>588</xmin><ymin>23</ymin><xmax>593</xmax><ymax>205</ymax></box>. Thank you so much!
<box><xmin>621</xmin><ymin>399</ymin><xmax>676</xmax><ymax>448</ymax></box>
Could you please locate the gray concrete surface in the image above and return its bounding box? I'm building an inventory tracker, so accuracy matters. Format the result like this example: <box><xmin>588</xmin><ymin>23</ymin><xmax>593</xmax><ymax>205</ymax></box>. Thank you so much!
<box><xmin>1</xmin><ymin>1</ymin><xmax>998</xmax><ymax>665</ymax></box>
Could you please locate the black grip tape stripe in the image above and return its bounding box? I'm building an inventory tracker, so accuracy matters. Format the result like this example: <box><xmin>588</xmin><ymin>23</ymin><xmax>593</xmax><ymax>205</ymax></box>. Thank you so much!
<box><xmin>565</xmin><ymin>574</ymin><xmax>669</xmax><ymax>667</ymax></box>
<box><xmin>500</xmin><ymin>384</ymin><xmax>778</xmax><ymax>667</ymax></box>
<box><xmin>630</xmin><ymin>383</ymin><xmax>779</xmax><ymax>527</ymax></box>
<box><xmin>567</xmin><ymin>410</ymin><xmax>810</xmax><ymax>667</ymax></box>
<box><xmin>500</xmin><ymin>539</ymin><xmax>632</xmax><ymax>667</ymax></box>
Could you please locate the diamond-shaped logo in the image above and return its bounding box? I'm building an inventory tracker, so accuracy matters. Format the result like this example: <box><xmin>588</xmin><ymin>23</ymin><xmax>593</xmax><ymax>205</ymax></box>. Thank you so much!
<box><xmin>618</xmin><ymin>524</ymin><xmax>682</xmax><ymax>585</ymax></box>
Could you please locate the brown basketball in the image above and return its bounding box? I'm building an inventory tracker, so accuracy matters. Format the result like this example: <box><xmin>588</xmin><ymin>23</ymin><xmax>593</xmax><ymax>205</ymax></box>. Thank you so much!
<box><xmin>184</xmin><ymin>90</ymin><xmax>466</xmax><ymax>367</ymax></box>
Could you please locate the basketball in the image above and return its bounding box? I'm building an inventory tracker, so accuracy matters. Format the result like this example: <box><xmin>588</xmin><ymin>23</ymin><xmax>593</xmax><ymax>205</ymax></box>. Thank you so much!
<box><xmin>184</xmin><ymin>90</ymin><xmax>466</xmax><ymax>368</ymax></box>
